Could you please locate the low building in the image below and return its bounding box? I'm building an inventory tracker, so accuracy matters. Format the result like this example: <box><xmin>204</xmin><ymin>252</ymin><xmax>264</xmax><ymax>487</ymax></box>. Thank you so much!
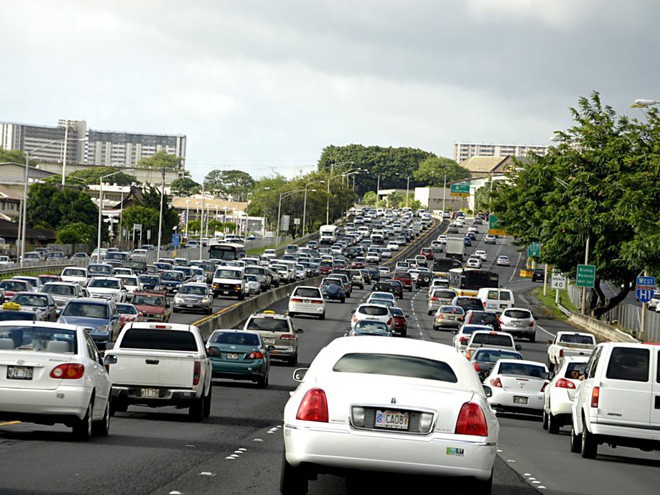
<box><xmin>414</xmin><ymin>187</ymin><xmax>468</xmax><ymax>212</ymax></box>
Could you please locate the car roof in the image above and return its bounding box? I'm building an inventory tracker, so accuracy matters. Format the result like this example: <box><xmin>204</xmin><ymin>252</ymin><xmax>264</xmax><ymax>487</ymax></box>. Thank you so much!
<box><xmin>249</xmin><ymin>311</ymin><xmax>291</xmax><ymax>321</ymax></box>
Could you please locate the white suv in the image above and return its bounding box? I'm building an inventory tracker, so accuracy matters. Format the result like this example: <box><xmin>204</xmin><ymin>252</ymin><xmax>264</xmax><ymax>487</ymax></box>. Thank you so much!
<box><xmin>288</xmin><ymin>286</ymin><xmax>325</xmax><ymax>319</ymax></box>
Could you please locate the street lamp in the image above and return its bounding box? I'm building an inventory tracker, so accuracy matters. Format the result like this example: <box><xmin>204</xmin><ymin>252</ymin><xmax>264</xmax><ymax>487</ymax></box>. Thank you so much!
<box><xmin>302</xmin><ymin>185</ymin><xmax>317</xmax><ymax>238</ymax></box>
<box><xmin>632</xmin><ymin>98</ymin><xmax>660</xmax><ymax>108</ymax></box>
<box><xmin>325</xmin><ymin>168</ymin><xmax>362</xmax><ymax>224</ymax></box>
<box><xmin>276</xmin><ymin>189</ymin><xmax>306</xmax><ymax>246</ymax></box>
<box><xmin>19</xmin><ymin>139</ymin><xmax>66</xmax><ymax>268</ymax></box>
<box><xmin>97</xmin><ymin>169</ymin><xmax>131</xmax><ymax>262</ymax></box>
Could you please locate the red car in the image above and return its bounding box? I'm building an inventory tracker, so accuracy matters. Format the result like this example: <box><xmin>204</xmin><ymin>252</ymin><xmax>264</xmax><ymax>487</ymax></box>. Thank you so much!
<box><xmin>392</xmin><ymin>271</ymin><xmax>413</xmax><ymax>292</ymax></box>
<box><xmin>389</xmin><ymin>306</ymin><xmax>407</xmax><ymax>337</ymax></box>
<box><xmin>319</xmin><ymin>260</ymin><xmax>333</xmax><ymax>275</ymax></box>
<box><xmin>351</xmin><ymin>257</ymin><xmax>366</xmax><ymax>269</ymax></box>
<box><xmin>420</xmin><ymin>247</ymin><xmax>434</xmax><ymax>260</ymax></box>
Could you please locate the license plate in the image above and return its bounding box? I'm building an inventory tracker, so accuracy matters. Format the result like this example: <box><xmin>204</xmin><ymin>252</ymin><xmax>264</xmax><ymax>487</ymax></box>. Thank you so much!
<box><xmin>141</xmin><ymin>388</ymin><xmax>159</xmax><ymax>398</ymax></box>
<box><xmin>303</xmin><ymin>299</ymin><xmax>311</xmax><ymax>304</ymax></box>
<box><xmin>7</xmin><ymin>366</ymin><xmax>33</xmax><ymax>380</ymax></box>
<box><xmin>374</xmin><ymin>409</ymin><xmax>409</xmax><ymax>430</ymax></box>
<box><xmin>223</xmin><ymin>291</ymin><xmax>229</xmax><ymax>295</ymax></box>
<box><xmin>513</xmin><ymin>396</ymin><xmax>528</xmax><ymax>405</ymax></box>
<box><xmin>186</xmin><ymin>304</ymin><xmax>193</xmax><ymax>307</ymax></box>
<box><xmin>264</xmin><ymin>338</ymin><xmax>275</xmax><ymax>344</ymax></box>
<box><xmin>226</xmin><ymin>353</ymin><xmax>239</xmax><ymax>360</ymax></box>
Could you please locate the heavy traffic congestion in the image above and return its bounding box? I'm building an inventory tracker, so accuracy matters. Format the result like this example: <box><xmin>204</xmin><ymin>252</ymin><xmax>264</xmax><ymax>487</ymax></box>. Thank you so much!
<box><xmin>0</xmin><ymin>208</ymin><xmax>658</xmax><ymax>495</ymax></box>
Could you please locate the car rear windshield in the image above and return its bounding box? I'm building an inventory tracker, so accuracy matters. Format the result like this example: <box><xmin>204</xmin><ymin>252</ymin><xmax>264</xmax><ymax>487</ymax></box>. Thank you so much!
<box><xmin>474</xmin><ymin>350</ymin><xmax>522</xmax><ymax>362</ymax></box>
<box><xmin>498</xmin><ymin>362</ymin><xmax>545</xmax><ymax>377</ymax></box>
<box><xmin>13</xmin><ymin>294</ymin><xmax>49</xmax><ymax>307</ymax></box>
<box><xmin>133</xmin><ymin>295</ymin><xmax>165</xmax><ymax>306</ymax></box>
<box><xmin>0</xmin><ymin>326</ymin><xmax>77</xmax><ymax>353</ymax></box>
<box><xmin>434</xmin><ymin>290</ymin><xmax>456</xmax><ymax>299</ymax></box>
<box><xmin>120</xmin><ymin>329</ymin><xmax>197</xmax><ymax>351</ymax></box>
<box><xmin>210</xmin><ymin>332</ymin><xmax>260</xmax><ymax>347</ymax></box>
<box><xmin>559</xmin><ymin>334</ymin><xmax>594</xmax><ymax>345</ymax></box>
<box><xmin>606</xmin><ymin>347</ymin><xmax>649</xmax><ymax>382</ymax></box>
<box><xmin>294</xmin><ymin>288</ymin><xmax>321</xmax><ymax>298</ymax></box>
<box><xmin>358</xmin><ymin>306</ymin><xmax>388</xmax><ymax>316</ymax></box>
<box><xmin>504</xmin><ymin>309</ymin><xmax>531</xmax><ymax>319</ymax></box>
<box><xmin>333</xmin><ymin>353</ymin><xmax>457</xmax><ymax>383</ymax></box>
<box><xmin>472</xmin><ymin>334</ymin><xmax>512</xmax><ymax>346</ymax></box>
<box><xmin>246</xmin><ymin>317</ymin><xmax>290</xmax><ymax>332</ymax></box>
<box><xmin>63</xmin><ymin>269</ymin><xmax>86</xmax><ymax>277</ymax></box>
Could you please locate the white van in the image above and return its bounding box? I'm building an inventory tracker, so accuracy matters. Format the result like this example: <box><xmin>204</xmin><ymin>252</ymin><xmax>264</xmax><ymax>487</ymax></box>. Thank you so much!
<box><xmin>477</xmin><ymin>288</ymin><xmax>515</xmax><ymax>313</ymax></box>
<box><xmin>571</xmin><ymin>342</ymin><xmax>660</xmax><ymax>458</ymax></box>
<box><xmin>211</xmin><ymin>266</ymin><xmax>246</xmax><ymax>300</ymax></box>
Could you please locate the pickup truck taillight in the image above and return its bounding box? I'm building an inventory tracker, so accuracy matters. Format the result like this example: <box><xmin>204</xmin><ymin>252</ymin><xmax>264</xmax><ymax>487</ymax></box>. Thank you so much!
<box><xmin>290</xmin><ymin>298</ymin><xmax>304</xmax><ymax>303</ymax></box>
<box><xmin>559</xmin><ymin>349</ymin><xmax>564</xmax><ymax>358</ymax></box>
<box><xmin>193</xmin><ymin>361</ymin><xmax>201</xmax><ymax>386</ymax></box>
<box><xmin>590</xmin><ymin>386</ymin><xmax>600</xmax><ymax>408</ymax></box>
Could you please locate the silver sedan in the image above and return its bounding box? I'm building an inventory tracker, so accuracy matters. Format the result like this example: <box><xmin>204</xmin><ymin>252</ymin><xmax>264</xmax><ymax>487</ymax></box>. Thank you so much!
<box><xmin>172</xmin><ymin>283</ymin><xmax>214</xmax><ymax>315</ymax></box>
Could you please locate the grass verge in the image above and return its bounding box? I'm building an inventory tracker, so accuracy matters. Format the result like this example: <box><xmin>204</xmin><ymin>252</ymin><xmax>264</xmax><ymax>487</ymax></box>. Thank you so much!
<box><xmin>532</xmin><ymin>286</ymin><xmax>579</xmax><ymax>321</ymax></box>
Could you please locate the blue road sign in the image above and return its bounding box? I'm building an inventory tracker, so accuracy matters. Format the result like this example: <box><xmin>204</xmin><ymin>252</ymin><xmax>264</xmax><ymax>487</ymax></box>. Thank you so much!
<box><xmin>172</xmin><ymin>234</ymin><xmax>180</xmax><ymax>248</ymax></box>
<box><xmin>636</xmin><ymin>275</ymin><xmax>655</xmax><ymax>303</ymax></box>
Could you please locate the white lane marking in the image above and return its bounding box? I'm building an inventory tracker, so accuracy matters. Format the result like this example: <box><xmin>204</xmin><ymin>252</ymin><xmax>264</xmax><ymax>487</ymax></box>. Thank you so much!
<box><xmin>509</xmin><ymin>251</ymin><xmax>524</xmax><ymax>284</ymax></box>
<box><xmin>199</xmin><ymin>472</ymin><xmax>215</xmax><ymax>476</ymax></box>
<box><xmin>253</xmin><ymin>438</ymin><xmax>263</xmax><ymax>442</ymax></box>
<box><xmin>238</xmin><ymin>447</ymin><xmax>247</xmax><ymax>451</ymax></box>
<box><xmin>535</xmin><ymin>323</ymin><xmax>555</xmax><ymax>338</ymax></box>
<box><xmin>169</xmin><ymin>492</ymin><xmax>182</xmax><ymax>494</ymax></box>
<box><xmin>507</xmin><ymin>459</ymin><xmax>516</xmax><ymax>463</ymax></box>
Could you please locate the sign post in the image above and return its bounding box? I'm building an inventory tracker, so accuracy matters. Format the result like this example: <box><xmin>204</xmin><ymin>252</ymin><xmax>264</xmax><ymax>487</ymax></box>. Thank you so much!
<box><xmin>551</xmin><ymin>272</ymin><xmax>567</xmax><ymax>305</ymax></box>
<box><xmin>637</xmin><ymin>275</ymin><xmax>655</xmax><ymax>339</ymax></box>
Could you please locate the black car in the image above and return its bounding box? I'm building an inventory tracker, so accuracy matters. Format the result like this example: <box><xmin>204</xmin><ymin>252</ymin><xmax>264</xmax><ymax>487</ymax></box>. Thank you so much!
<box><xmin>532</xmin><ymin>268</ymin><xmax>545</xmax><ymax>282</ymax></box>
<box><xmin>372</xmin><ymin>280</ymin><xmax>403</xmax><ymax>299</ymax></box>
<box><xmin>415</xmin><ymin>271</ymin><xmax>432</xmax><ymax>288</ymax></box>
<box><xmin>452</xmin><ymin>296</ymin><xmax>484</xmax><ymax>313</ymax></box>
<box><xmin>464</xmin><ymin>310</ymin><xmax>502</xmax><ymax>332</ymax></box>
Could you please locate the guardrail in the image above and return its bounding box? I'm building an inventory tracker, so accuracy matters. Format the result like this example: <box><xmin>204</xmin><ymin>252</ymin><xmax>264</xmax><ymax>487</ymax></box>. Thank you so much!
<box><xmin>0</xmin><ymin>261</ymin><xmax>82</xmax><ymax>279</ymax></box>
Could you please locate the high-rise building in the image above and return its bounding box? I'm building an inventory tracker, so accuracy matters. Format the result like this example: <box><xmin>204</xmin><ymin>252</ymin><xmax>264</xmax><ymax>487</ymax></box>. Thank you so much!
<box><xmin>0</xmin><ymin>119</ymin><xmax>186</xmax><ymax>167</ymax></box>
<box><xmin>454</xmin><ymin>142</ymin><xmax>548</xmax><ymax>162</ymax></box>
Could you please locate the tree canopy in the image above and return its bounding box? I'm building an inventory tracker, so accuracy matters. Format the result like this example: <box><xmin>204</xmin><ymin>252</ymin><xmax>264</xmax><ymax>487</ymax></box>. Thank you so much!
<box><xmin>137</xmin><ymin>150</ymin><xmax>184</xmax><ymax>170</ymax></box>
<box><xmin>490</xmin><ymin>92</ymin><xmax>660</xmax><ymax>318</ymax></box>
<box><xmin>67</xmin><ymin>166</ymin><xmax>137</xmax><ymax>186</ymax></box>
<box><xmin>0</xmin><ymin>147</ymin><xmax>28</xmax><ymax>164</ymax></box>
<box><xmin>204</xmin><ymin>170</ymin><xmax>256</xmax><ymax>201</ymax></box>
<box><xmin>413</xmin><ymin>157</ymin><xmax>470</xmax><ymax>185</ymax></box>
<box><xmin>171</xmin><ymin>177</ymin><xmax>201</xmax><ymax>196</ymax></box>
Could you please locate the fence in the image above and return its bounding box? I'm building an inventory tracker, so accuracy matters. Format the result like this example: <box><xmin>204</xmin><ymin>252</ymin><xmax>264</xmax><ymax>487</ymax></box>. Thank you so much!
<box><xmin>567</xmin><ymin>284</ymin><xmax>659</xmax><ymax>342</ymax></box>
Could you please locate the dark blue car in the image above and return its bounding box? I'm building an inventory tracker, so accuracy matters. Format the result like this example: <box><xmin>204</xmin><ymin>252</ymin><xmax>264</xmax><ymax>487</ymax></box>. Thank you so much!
<box><xmin>464</xmin><ymin>236</ymin><xmax>472</xmax><ymax>246</ymax></box>
<box><xmin>58</xmin><ymin>298</ymin><xmax>119</xmax><ymax>348</ymax></box>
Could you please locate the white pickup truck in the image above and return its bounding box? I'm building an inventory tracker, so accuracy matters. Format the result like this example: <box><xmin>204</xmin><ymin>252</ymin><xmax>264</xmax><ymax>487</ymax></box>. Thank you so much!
<box><xmin>547</xmin><ymin>331</ymin><xmax>596</xmax><ymax>371</ymax></box>
<box><xmin>104</xmin><ymin>322</ymin><xmax>213</xmax><ymax>421</ymax></box>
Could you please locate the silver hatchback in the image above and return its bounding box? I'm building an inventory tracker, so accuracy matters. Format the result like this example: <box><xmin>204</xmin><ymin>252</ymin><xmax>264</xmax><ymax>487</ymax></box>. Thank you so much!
<box><xmin>499</xmin><ymin>307</ymin><xmax>536</xmax><ymax>341</ymax></box>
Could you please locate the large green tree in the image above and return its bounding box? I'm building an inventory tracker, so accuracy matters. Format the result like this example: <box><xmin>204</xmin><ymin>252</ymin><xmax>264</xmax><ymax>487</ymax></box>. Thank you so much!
<box><xmin>413</xmin><ymin>157</ymin><xmax>470</xmax><ymax>186</ymax></box>
<box><xmin>56</xmin><ymin>222</ymin><xmax>96</xmax><ymax>244</ymax></box>
<box><xmin>67</xmin><ymin>166</ymin><xmax>137</xmax><ymax>186</ymax></box>
<box><xmin>137</xmin><ymin>150</ymin><xmax>184</xmax><ymax>170</ymax></box>
<box><xmin>317</xmin><ymin>144</ymin><xmax>436</xmax><ymax>196</ymax></box>
<box><xmin>171</xmin><ymin>177</ymin><xmax>201</xmax><ymax>196</ymax></box>
<box><xmin>120</xmin><ymin>206</ymin><xmax>161</xmax><ymax>242</ymax></box>
<box><xmin>490</xmin><ymin>92</ymin><xmax>660</xmax><ymax>318</ymax></box>
<box><xmin>132</xmin><ymin>186</ymin><xmax>180</xmax><ymax>244</ymax></box>
<box><xmin>204</xmin><ymin>170</ymin><xmax>256</xmax><ymax>201</ymax></box>
<box><xmin>0</xmin><ymin>147</ymin><xmax>29</xmax><ymax>164</ymax></box>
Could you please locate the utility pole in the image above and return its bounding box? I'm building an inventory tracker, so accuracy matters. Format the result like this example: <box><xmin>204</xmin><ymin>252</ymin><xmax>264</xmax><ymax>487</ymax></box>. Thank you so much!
<box><xmin>581</xmin><ymin>236</ymin><xmax>590</xmax><ymax>315</ymax></box>
<box><xmin>442</xmin><ymin>175</ymin><xmax>447</xmax><ymax>213</ymax></box>
<box><xmin>156</xmin><ymin>167</ymin><xmax>165</xmax><ymax>260</ymax></box>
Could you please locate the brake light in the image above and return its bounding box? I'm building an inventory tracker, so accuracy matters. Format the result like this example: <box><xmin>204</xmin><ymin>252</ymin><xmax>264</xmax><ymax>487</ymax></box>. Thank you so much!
<box><xmin>591</xmin><ymin>386</ymin><xmax>600</xmax><ymax>408</ymax></box>
<box><xmin>529</xmin><ymin>320</ymin><xmax>535</xmax><ymax>327</ymax></box>
<box><xmin>290</xmin><ymin>298</ymin><xmax>304</xmax><ymax>303</ymax></box>
<box><xmin>556</xmin><ymin>378</ymin><xmax>576</xmax><ymax>389</ymax></box>
<box><xmin>541</xmin><ymin>382</ymin><xmax>548</xmax><ymax>392</ymax></box>
<box><xmin>311</xmin><ymin>300</ymin><xmax>324</xmax><ymax>304</ymax></box>
<box><xmin>437</xmin><ymin>314</ymin><xmax>444</xmax><ymax>319</ymax></box>
<box><xmin>50</xmin><ymin>364</ymin><xmax>85</xmax><ymax>379</ymax></box>
<box><xmin>193</xmin><ymin>361</ymin><xmax>201</xmax><ymax>386</ymax></box>
<box><xmin>296</xmin><ymin>388</ymin><xmax>329</xmax><ymax>422</ymax></box>
<box><xmin>455</xmin><ymin>402</ymin><xmax>488</xmax><ymax>436</ymax></box>
<box><xmin>280</xmin><ymin>334</ymin><xmax>295</xmax><ymax>340</ymax></box>
<box><xmin>430</xmin><ymin>297</ymin><xmax>438</xmax><ymax>301</ymax></box>
<box><xmin>490</xmin><ymin>377</ymin><xmax>503</xmax><ymax>388</ymax></box>
<box><xmin>559</xmin><ymin>349</ymin><xmax>564</xmax><ymax>358</ymax></box>
<box><xmin>473</xmin><ymin>362</ymin><xmax>481</xmax><ymax>372</ymax></box>
<box><xmin>248</xmin><ymin>351</ymin><xmax>265</xmax><ymax>359</ymax></box>
<box><xmin>387</xmin><ymin>318</ymin><xmax>392</xmax><ymax>326</ymax></box>
<box><xmin>352</xmin><ymin>314</ymin><xmax>357</xmax><ymax>323</ymax></box>
<box><xmin>483</xmin><ymin>301</ymin><xmax>487</xmax><ymax>308</ymax></box>
<box><xmin>459</xmin><ymin>337</ymin><xmax>469</xmax><ymax>344</ymax></box>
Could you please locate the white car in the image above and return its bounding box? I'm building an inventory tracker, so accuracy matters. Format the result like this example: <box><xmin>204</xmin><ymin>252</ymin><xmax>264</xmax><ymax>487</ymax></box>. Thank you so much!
<box><xmin>116</xmin><ymin>275</ymin><xmax>142</xmax><ymax>300</ymax></box>
<box><xmin>496</xmin><ymin>256</ymin><xmax>510</xmax><ymax>266</ymax></box>
<box><xmin>484</xmin><ymin>235</ymin><xmax>496</xmax><ymax>245</ymax></box>
<box><xmin>485</xmin><ymin>359</ymin><xmax>549</xmax><ymax>415</ymax></box>
<box><xmin>452</xmin><ymin>324</ymin><xmax>494</xmax><ymax>354</ymax></box>
<box><xmin>474</xmin><ymin>250</ymin><xmax>487</xmax><ymax>261</ymax></box>
<box><xmin>262</xmin><ymin>249</ymin><xmax>277</xmax><ymax>260</ymax></box>
<box><xmin>386</xmin><ymin>241</ymin><xmax>400</xmax><ymax>251</ymax></box>
<box><xmin>365</xmin><ymin>251</ymin><xmax>380</xmax><ymax>263</ymax></box>
<box><xmin>87</xmin><ymin>277</ymin><xmax>127</xmax><ymax>303</ymax></box>
<box><xmin>288</xmin><ymin>286</ymin><xmax>326</xmax><ymax>319</ymax></box>
<box><xmin>0</xmin><ymin>256</ymin><xmax>14</xmax><ymax>267</ymax></box>
<box><xmin>350</xmin><ymin>304</ymin><xmax>393</xmax><ymax>332</ymax></box>
<box><xmin>0</xmin><ymin>321</ymin><xmax>111</xmax><ymax>439</ymax></box>
<box><xmin>60</xmin><ymin>266</ymin><xmax>89</xmax><ymax>286</ymax></box>
<box><xmin>366</xmin><ymin>291</ymin><xmax>397</xmax><ymax>306</ymax></box>
<box><xmin>542</xmin><ymin>356</ymin><xmax>589</xmax><ymax>434</ymax></box>
<box><xmin>466</xmin><ymin>257</ymin><xmax>482</xmax><ymax>268</ymax></box>
<box><xmin>437</xmin><ymin>235</ymin><xmax>448</xmax><ymax>244</ymax></box>
<box><xmin>282</xmin><ymin>337</ymin><xmax>499</xmax><ymax>493</ymax></box>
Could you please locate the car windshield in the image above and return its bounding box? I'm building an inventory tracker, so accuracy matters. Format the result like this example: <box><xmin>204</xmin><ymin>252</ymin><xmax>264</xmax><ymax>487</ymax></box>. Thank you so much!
<box><xmin>42</xmin><ymin>284</ymin><xmax>76</xmax><ymax>296</ymax></box>
<box><xmin>132</xmin><ymin>295</ymin><xmax>165</xmax><ymax>306</ymax></box>
<box><xmin>498</xmin><ymin>362</ymin><xmax>546</xmax><ymax>378</ymax></box>
<box><xmin>12</xmin><ymin>294</ymin><xmax>48</xmax><ymax>307</ymax></box>
<box><xmin>210</xmin><ymin>332</ymin><xmax>260</xmax><ymax>346</ymax></box>
<box><xmin>63</xmin><ymin>269</ymin><xmax>86</xmax><ymax>277</ymax></box>
<box><xmin>89</xmin><ymin>265</ymin><xmax>113</xmax><ymax>275</ymax></box>
<box><xmin>333</xmin><ymin>353</ymin><xmax>457</xmax><ymax>383</ymax></box>
<box><xmin>473</xmin><ymin>350</ymin><xmax>522</xmax><ymax>362</ymax></box>
<box><xmin>116</xmin><ymin>303</ymin><xmax>138</xmax><ymax>314</ymax></box>
<box><xmin>139</xmin><ymin>276</ymin><xmax>160</xmax><ymax>285</ymax></box>
<box><xmin>1</xmin><ymin>281</ymin><xmax>29</xmax><ymax>291</ymax></box>
<box><xmin>358</xmin><ymin>306</ymin><xmax>388</xmax><ymax>316</ymax></box>
<box><xmin>179</xmin><ymin>285</ymin><xmax>207</xmax><ymax>295</ymax></box>
<box><xmin>214</xmin><ymin>269</ymin><xmax>241</xmax><ymax>280</ymax></box>
<box><xmin>162</xmin><ymin>272</ymin><xmax>184</xmax><ymax>281</ymax></box>
<box><xmin>89</xmin><ymin>279</ymin><xmax>121</xmax><ymax>289</ymax></box>
<box><xmin>0</xmin><ymin>326</ymin><xmax>77</xmax><ymax>353</ymax></box>
<box><xmin>62</xmin><ymin>302</ymin><xmax>110</xmax><ymax>319</ymax></box>
<box><xmin>246</xmin><ymin>317</ymin><xmax>289</xmax><ymax>332</ymax></box>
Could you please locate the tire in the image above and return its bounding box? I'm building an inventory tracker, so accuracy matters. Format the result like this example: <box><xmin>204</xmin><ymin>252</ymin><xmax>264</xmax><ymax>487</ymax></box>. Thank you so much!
<box><xmin>203</xmin><ymin>385</ymin><xmax>212</xmax><ymax>418</ymax></box>
<box><xmin>206</xmin><ymin>307</ymin><xmax>213</xmax><ymax>315</ymax></box>
<box><xmin>570</xmin><ymin>425</ymin><xmax>582</xmax><ymax>453</ymax></box>
<box><xmin>428</xmin><ymin>310</ymin><xmax>433</xmax><ymax>316</ymax></box>
<box><xmin>92</xmin><ymin>399</ymin><xmax>110</xmax><ymax>437</ymax></box>
<box><xmin>529</xmin><ymin>334</ymin><xmax>536</xmax><ymax>343</ymax></box>
<box><xmin>109</xmin><ymin>398</ymin><xmax>128</xmax><ymax>416</ymax></box>
<box><xmin>289</xmin><ymin>312</ymin><xmax>296</xmax><ymax>318</ymax></box>
<box><xmin>238</xmin><ymin>292</ymin><xmax>245</xmax><ymax>301</ymax></box>
<box><xmin>256</xmin><ymin>374</ymin><xmax>269</xmax><ymax>389</ymax></box>
<box><xmin>581</xmin><ymin>425</ymin><xmax>598</xmax><ymax>459</ymax></box>
<box><xmin>280</xmin><ymin>453</ymin><xmax>308</xmax><ymax>495</ymax></box>
<box><xmin>542</xmin><ymin>410</ymin><xmax>549</xmax><ymax>430</ymax></box>
<box><xmin>340</xmin><ymin>296</ymin><xmax>345</xmax><ymax>304</ymax></box>
<box><xmin>548</xmin><ymin>412</ymin><xmax>560</xmax><ymax>434</ymax></box>
<box><xmin>189</xmin><ymin>396</ymin><xmax>205</xmax><ymax>422</ymax></box>
<box><xmin>470</xmin><ymin>471</ymin><xmax>493</xmax><ymax>495</ymax></box>
<box><xmin>73</xmin><ymin>401</ymin><xmax>93</xmax><ymax>441</ymax></box>
<box><xmin>288</xmin><ymin>353</ymin><xmax>298</xmax><ymax>367</ymax></box>
<box><xmin>319</xmin><ymin>313</ymin><xmax>325</xmax><ymax>320</ymax></box>
<box><xmin>172</xmin><ymin>308</ymin><xmax>179</xmax><ymax>313</ymax></box>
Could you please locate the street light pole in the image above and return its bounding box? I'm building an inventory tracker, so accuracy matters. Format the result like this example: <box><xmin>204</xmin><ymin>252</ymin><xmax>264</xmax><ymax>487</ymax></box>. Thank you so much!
<box><xmin>302</xmin><ymin>186</ymin><xmax>309</xmax><ymax>237</ymax></box>
<box><xmin>156</xmin><ymin>167</ymin><xmax>166</xmax><ymax>260</ymax></box>
<box><xmin>406</xmin><ymin>176</ymin><xmax>410</xmax><ymax>208</ymax></box>
<box><xmin>96</xmin><ymin>169</ymin><xmax>129</xmax><ymax>262</ymax></box>
<box><xmin>442</xmin><ymin>175</ymin><xmax>447</xmax><ymax>213</ymax></box>
<box><xmin>185</xmin><ymin>199</ymin><xmax>190</xmax><ymax>240</ymax></box>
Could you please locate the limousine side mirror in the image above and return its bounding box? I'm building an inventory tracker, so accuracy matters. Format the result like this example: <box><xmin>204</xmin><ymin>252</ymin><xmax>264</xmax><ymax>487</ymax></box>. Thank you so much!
<box><xmin>292</xmin><ymin>368</ymin><xmax>308</xmax><ymax>382</ymax></box>
<box><xmin>515</xmin><ymin>344</ymin><xmax>522</xmax><ymax>351</ymax></box>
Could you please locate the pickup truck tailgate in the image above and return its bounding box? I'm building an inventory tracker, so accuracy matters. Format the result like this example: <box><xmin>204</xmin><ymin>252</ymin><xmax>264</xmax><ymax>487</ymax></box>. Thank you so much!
<box><xmin>108</xmin><ymin>351</ymin><xmax>196</xmax><ymax>388</ymax></box>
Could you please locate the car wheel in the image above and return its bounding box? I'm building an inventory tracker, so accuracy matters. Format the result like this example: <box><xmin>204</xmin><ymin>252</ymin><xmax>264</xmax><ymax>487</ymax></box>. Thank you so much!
<box><xmin>529</xmin><ymin>334</ymin><xmax>536</xmax><ymax>343</ymax></box>
<box><xmin>548</xmin><ymin>412</ymin><xmax>560</xmax><ymax>434</ymax></box>
<box><xmin>542</xmin><ymin>410</ymin><xmax>549</xmax><ymax>430</ymax></box>
<box><xmin>203</xmin><ymin>385</ymin><xmax>212</xmax><ymax>418</ymax></box>
<box><xmin>72</xmin><ymin>401</ymin><xmax>93</xmax><ymax>441</ymax></box>
<box><xmin>340</xmin><ymin>296</ymin><xmax>345</xmax><ymax>304</ymax></box>
<box><xmin>238</xmin><ymin>292</ymin><xmax>245</xmax><ymax>301</ymax></box>
<box><xmin>280</xmin><ymin>453</ymin><xmax>308</xmax><ymax>495</ymax></box>
<box><xmin>289</xmin><ymin>312</ymin><xmax>296</xmax><ymax>318</ymax></box>
<box><xmin>172</xmin><ymin>308</ymin><xmax>179</xmax><ymax>313</ymax></box>
<box><xmin>570</xmin><ymin>424</ymin><xmax>582</xmax><ymax>453</ymax></box>
<box><xmin>288</xmin><ymin>353</ymin><xmax>298</xmax><ymax>367</ymax></box>
<box><xmin>256</xmin><ymin>374</ymin><xmax>269</xmax><ymax>389</ymax></box>
<box><xmin>581</xmin><ymin>424</ymin><xmax>598</xmax><ymax>459</ymax></box>
<box><xmin>319</xmin><ymin>313</ymin><xmax>325</xmax><ymax>320</ymax></box>
<box><xmin>428</xmin><ymin>310</ymin><xmax>433</xmax><ymax>315</ymax></box>
<box><xmin>189</xmin><ymin>396</ymin><xmax>205</xmax><ymax>422</ymax></box>
<box><xmin>92</xmin><ymin>399</ymin><xmax>110</xmax><ymax>437</ymax></box>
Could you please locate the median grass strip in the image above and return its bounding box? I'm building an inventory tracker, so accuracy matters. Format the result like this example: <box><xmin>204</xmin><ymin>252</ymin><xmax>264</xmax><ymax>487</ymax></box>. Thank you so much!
<box><xmin>532</xmin><ymin>286</ymin><xmax>579</xmax><ymax>320</ymax></box>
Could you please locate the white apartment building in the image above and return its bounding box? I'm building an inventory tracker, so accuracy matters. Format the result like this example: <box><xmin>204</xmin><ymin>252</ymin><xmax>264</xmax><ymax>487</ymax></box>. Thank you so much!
<box><xmin>454</xmin><ymin>142</ymin><xmax>548</xmax><ymax>162</ymax></box>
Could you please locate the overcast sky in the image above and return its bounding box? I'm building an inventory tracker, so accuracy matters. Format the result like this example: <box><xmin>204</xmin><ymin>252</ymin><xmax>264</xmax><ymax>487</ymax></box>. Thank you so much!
<box><xmin>1</xmin><ymin>0</ymin><xmax>658</xmax><ymax>182</ymax></box>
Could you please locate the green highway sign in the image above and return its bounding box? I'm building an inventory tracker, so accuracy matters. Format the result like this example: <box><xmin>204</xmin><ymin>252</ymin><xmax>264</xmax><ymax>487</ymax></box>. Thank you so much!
<box><xmin>528</xmin><ymin>242</ymin><xmax>541</xmax><ymax>258</ymax></box>
<box><xmin>488</xmin><ymin>214</ymin><xmax>506</xmax><ymax>236</ymax></box>
<box><xmin>576</xmin><ymin>264</ymin><xmax>596</xmax><ymax>288</ymax></box>
<box><xmin>450</xmin><ymin>181</ymin><xmax>470</xmax><ymax>197</ymax></box>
